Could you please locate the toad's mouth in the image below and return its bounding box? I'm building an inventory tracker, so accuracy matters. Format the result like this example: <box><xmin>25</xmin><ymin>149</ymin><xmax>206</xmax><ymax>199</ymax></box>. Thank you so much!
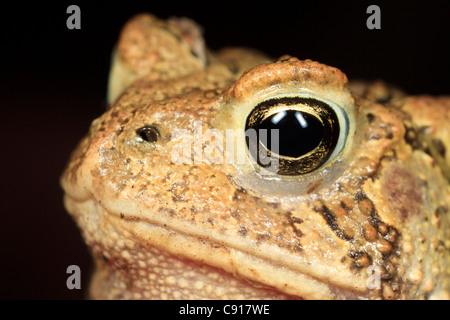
<box><xmin>89</xmin><ymin>219</ymin><xmax>299</xmax><ymax>300</ymax></box>
<box><xmin>64</xmin><ymin>193</ymin><xmax>369</xmax><ymax>300</ymax></box>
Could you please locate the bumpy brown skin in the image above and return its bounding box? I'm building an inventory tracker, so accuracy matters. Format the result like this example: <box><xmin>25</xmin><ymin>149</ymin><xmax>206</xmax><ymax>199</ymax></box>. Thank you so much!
<box><xmin>61</xmin><ymin>14</ymin><xmax>450</xmax><ymax>300</ymax></box>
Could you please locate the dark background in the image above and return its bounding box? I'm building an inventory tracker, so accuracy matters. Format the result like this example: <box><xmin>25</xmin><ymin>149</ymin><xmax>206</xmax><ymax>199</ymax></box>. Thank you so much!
<box><xmin>1</xmin><ymin>1</ymin><xmax>449</xmax><ymax>299</ymax></box>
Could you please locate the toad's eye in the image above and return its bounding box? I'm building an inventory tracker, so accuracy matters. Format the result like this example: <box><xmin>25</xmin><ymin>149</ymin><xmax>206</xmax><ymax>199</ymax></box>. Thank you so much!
<box><xmin>137</xmin><ymin>126</ymin><xmax>160</xmax><ymax>143</ymax></box>
<box><xmin>245</xmin><ymin>97</ymin><xmax>342</xmax><ymax>175</ymax></box>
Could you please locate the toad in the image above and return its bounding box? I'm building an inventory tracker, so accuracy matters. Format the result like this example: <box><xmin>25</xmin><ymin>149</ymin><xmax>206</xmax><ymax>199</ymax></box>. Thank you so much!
<box><xmin>61</xmin><ymin>14</ymin><xmax>450</xmax><ymax>299</ymax></box>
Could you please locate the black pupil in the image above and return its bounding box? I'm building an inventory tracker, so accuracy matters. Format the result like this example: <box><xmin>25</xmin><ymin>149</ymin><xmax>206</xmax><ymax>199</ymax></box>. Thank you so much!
<box><xmin>137</xmin><ymin>127</ymin><xmax>159</xmax><ymax>143</ymax></box>
<box><xmin>259</xmin><ymin>110</ymin><xmax>323</xmax><ymax>158</ymax></box>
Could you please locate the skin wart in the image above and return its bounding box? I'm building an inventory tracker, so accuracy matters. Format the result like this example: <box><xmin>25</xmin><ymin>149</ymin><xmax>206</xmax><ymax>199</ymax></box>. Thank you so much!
<box><xmin>61</xmin><ymin>14</ymin><xmax>450</xmax><ymax>300</ymax></box>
